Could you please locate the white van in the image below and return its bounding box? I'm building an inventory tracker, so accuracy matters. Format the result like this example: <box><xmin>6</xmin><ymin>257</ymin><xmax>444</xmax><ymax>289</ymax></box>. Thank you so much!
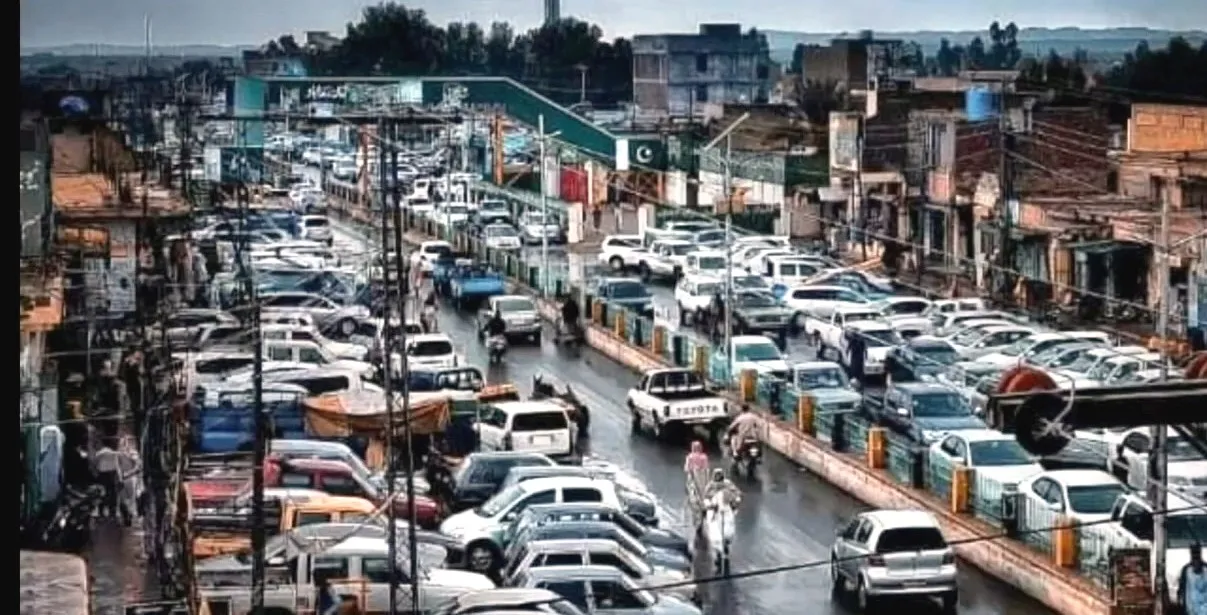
<box><xmin>476</xmin><ymin>401</ymin><xmax>576</xmax><ymax>460</ymax></box>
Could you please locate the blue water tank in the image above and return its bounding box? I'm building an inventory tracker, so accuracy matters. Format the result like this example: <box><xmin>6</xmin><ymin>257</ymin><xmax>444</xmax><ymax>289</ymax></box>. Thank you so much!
<box><xmin>965</xmin><ymin>86</ymin><xmax>998</xmax><ymax>122</ymax></box>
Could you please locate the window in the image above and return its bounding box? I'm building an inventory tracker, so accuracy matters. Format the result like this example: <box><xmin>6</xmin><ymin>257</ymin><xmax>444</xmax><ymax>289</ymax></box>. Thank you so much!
<box><xmin>517</xmin><ymin>489</ymin><xmax>557</xmax><ymax>510</ymax></box>
<box><xmin>539</xmin><ymin>581</ymin><xmax>588</xmax><ymax>609</ymax></box>
<box><xmin>543</xmin><ymin>553</ymin><xmax>585</xmax><ymax>566</ymax></box>
<box><xmin>195</xmin><ymin>357</ymin><xmax>254</xmax><ymax>374</ymax></box>
<box><xmin>512</xmin><ymin>411</ymin><xmax>568</xmax><ymax>432</ymax></box>
<box><xmin>503</xmin><ymin>545</ymin><xmax>532</xmax><ymax>580</ymax></box>
<box><xmin>940</xmin><ymin>437</ymin><xmax>967</xmax><ymax>462</ymax></box>
<box><xmin>1123</xmin><ymin>433</ymin><xmax>1151</xmax><ymax>454</ymax></box>
<box><xmin>268</xmin><ymin>347</ymin><xmax>293</xmax><ymax>361</ymax></box>
<box><xmin>875</xmin><ymin>527</ymin><xmax>947</xmax><ymax>553</ymax></box>
<box><xmin>299</xmin><ymin>347</ymin><xmax>325</xmax><ymax>364</ymax></box>
<box><xmin>695</xmin><ymin>85</ymin><xmax>708</xmax><ymax>103</ymax></box>
<box><xmin>264</xmin><ymin>295</ymin><xmax>305</xmax><ymax>307</ymax></box>
<box><xmin>481</xmin><ymin>407</ymin><xmax>508</xmax><ymax>429</ymax></box>
<box><xmin>312</xmin><ymin>556</ymin><xmax>350</xmax><ymax>582</ymax></box>
<box><xmin>360</xmin><ymin>557</ymin><xmax>403</xmax><ymax>583</ymax></box>
<box><xmin>280</xmin><ymin>472</ymin><xmax>314</xmax><ymax>488</ymax></box>
<box><xmin>322</xmin><ymin>475</ymin><xmax>362</xmax><ymax>496</ymax></box>
<box><xmin>293</xmin><ymin>330</ymin><xmax>316</xmax><ymax>341</ymax></box>
<box><xmin>593</xmin><ymin>552</ymin><xmax>641</xmax><ymax>578</ymax></box>
<box><xmin>294</xmin><ymin>511</ymin><xmax>334</xmax><ymax>527</ymax></box>
<box><xmin>590</xmin><ymin>580</ymin><xmax>646</xmax><ymax>609</ymax></box>
<box><xmin>695</xmin><ymin>54</ymin><xmax>708</xmax><ymax>72</ymax></box>
<box><xmin>854</xmin><ymin>521</ymin><xmax>873</xmax><ymax>544</ymax></box>
<box><xmin>563</xmin><ymin>488</ymin><xmax>603</xmax><ymax>503</ymax></box>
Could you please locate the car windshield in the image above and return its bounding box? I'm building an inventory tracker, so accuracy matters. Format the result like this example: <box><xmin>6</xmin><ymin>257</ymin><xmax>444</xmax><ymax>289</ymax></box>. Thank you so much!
<box><xmin>694</xmin><ymin>282</ymin><xmax>720</xmax><ymax>296</ymax></box>
<box><xmin>968</xmin><ymin>440</ymin><xmax>1035</xmax><ymax>466</ymax></box>
<box><xmin>861</xmin><ymin>329</ymin><xmax>903</xmax><ymax>348</ymax></box>
<box><xmin>912</xmin><ymin>392</ymin><xmax>969</xmax><ymax>417</ymax></box>
<box><xmin>734</xmin><ymin>342</ymin><xmax>781</xmax><ymax>362</ymax></box>
<box><xmin>1086</xmin><ymin>360</ymin><xmax>1127</xmax><ymax>382</ymax></box>
<box><xmin>796</xmin><ymin>367</ymin><xmax>848</xmax><ymax>390</ymax></box>
<box><xmin>1167</xmin><ymin>437</ymin><xmax>1203</xmax><ymax>462</ymax></box>
<box><xmin>497</xmin><ymin>298</ymin><xmax>536</xmax><ymax>313</ymax></box>
<box><xmin>424</xmin><ymin>244</ymin><xmax>452</xmax><ymax>257</ymax></box>
<box><xmin>914</xmin><ymin>343</ymin><xmax>960</xmax><ymax>366</ymax></box>
<box><xmin>953</xmin><ymin>328</ymin><xmax>992</xmax><ymax>345</ymax></box>
<box><xmin>409</xmin><ymin>340</ymin><xmax>453</xmax><ymax>356</ymax></box>
<box><xmin>731</xmin><ymin>276</ymin><xmax>765</xmax><ymax>290</ymax></box>
<box><xmin>696</xmin><ymin>256</ymin><xmax>726</xmax><ymax>270</ymax></box>
<box><xmin>1067</xmin><ymin>485</ymin><xmax>1127</xmax><ymax>515</ymax></box>
<box><xmin>478</xmin><ymin>483</ymin><xmax>527</xmax><ymax>517</ymax></box>
<box><xmin>1167</xmin><ymin>515</ymin><xmax>1207</xmax><ymax>548</ymax></box>
<box><xmin>481</xmin><ymin>200</ymin><xmax>508</xmax><ymax>212</ymax></box>
<box><xmin>608</xmin><ymin>282</ymin><xmax>649</xmax><ymax>299</ymax></box>
<box><xmin>668</xmin><ymin>244</ymin><xmax>693</xmax><ymax>255</ymax></box>
<box><xmin>524</xmin><ymin>214</ymin><xmax>551</xmax><ymax>226</ymax></box>
<box><xmin>485</xmin><ymin>226</ymin><xmax>517</xmax><ymax>237</ymax></box>
<box><xmin>735</xmin><ymin>293</ymin><xmax>778</xmax><ymax>309</ymax></box>
<box><xmin>441</xmin><ymin>205</ymin><xmax>469</xmax><ymax>215</ymax></box>
<box><xmin>1065</xmin><ymin>352</ymin><xmax>1106</xmax><ymax>373</ymax></box>
<box><xmin>999</xmin><ymin>336</ymin><xmax>1036</xmax><ymax>357</ymax></box>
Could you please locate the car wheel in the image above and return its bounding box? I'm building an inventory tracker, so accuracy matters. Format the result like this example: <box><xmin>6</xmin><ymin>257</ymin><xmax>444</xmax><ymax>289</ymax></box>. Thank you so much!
<box><xmin>856</xmin><ymin>577</ymin><xmax>875</xmax><ymax>612</ymax></box>
<box><xmin>829</xmin><ymin>557</ymin><xmax>845</xmax><ymax>599</ymax></box>
<box><xmin>629</xmin><ymin>404</ymin><xmax>642</xmax><ymax>434</ymax></box>
<box><xmin>466</xmin><ymin>541</ymin><xmax>500</xmax><ymax>573</ymax></box>
<box><xmin>532</xmin><ymin>330</ymin><xmax>542</xmax><ymax>345</ymax></box>
<box><xmin>338</xmin><ymin>318</ymin><xmax>357</xmax><ymax>337</ymax></box>
<box><xmin>609</xmin><ymin>256</ymin><xmax>624</xmax><ymax>271</ymax></box>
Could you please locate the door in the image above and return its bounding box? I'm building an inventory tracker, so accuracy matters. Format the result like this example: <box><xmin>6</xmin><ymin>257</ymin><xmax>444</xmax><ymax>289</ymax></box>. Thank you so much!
<box><xmin>477</xmin><ymin>406</ymin><xmax>508</xmax><ymax>450</ymax></box>
<box><xmin>842</xmin><ymin>520</ymin><xmax>874</xmax><ymax>579</ymax></box>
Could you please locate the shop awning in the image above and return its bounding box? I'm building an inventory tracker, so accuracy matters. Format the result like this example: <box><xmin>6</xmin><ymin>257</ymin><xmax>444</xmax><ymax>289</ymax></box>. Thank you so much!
<box><xmin>1067</xmin><ymin>240</ymin><xmax>1145</xmax><ymax>255</ymax></box>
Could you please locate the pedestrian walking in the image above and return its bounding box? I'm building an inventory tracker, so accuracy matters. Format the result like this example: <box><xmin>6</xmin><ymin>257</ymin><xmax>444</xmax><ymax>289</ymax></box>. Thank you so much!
<box><xmin>92</xmin><ymin>438</ymin><xmax>120</xmax><ymax>520</ymax></box>
<box><xmin>1181</xmin><ymin>543</ymin><xmax>1207</xmax><ymax>615</ymax></box>
<box><xmin>591</xmin><ymin>204</ymin><xmax>602</xmax><ymax>232</ymax></box>
<box><xmin>116</xmin><ymin>436</ymin><xmax>142</xmax><ymax>526</ymax></box>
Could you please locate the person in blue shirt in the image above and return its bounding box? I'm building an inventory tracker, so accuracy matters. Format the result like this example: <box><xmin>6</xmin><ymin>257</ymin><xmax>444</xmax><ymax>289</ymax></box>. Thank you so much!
<box><xmin>1180</xmin><ymin>542</ymin><xmax>1207</xmax><ymax>615</ymax></box>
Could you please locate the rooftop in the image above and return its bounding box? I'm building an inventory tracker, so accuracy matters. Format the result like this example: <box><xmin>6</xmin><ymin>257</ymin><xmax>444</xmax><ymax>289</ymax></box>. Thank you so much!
<box><xmin>52</xmin><ymin>172</ymin><xmax>190</xmax><ymax>220</ymax></box>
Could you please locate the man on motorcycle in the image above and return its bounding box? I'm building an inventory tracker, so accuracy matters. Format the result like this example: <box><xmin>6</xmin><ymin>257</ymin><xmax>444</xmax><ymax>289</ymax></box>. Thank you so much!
<box><xmin>484</xmin><ymin>309</ymin><xmax>507</xmax><ymax>344</ymax></box>
<box><xmin>726</xmin><ymin>404</ymin><xmax>763</xmax><ymax>459</ymax></box>
<box><xmin>702</xmin><ymin>468</ymin><xmax>741</xmax><ymax>508</ymax></box>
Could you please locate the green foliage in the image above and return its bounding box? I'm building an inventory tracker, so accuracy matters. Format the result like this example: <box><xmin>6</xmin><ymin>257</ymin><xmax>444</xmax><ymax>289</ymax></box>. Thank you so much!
<box><xmin>302</xmin><ymin>2</ymin><xmax>633</xmax><ymax>106</ymax></box>
<box><xmin>1102</xmin><ymin>37</ymin><xmax>1207</xmax><ymax>100</ymax></box>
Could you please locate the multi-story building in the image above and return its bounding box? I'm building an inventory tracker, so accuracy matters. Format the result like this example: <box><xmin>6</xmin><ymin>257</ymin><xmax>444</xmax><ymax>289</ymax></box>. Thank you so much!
<box><xmin>632</xmin><ymin>24</ymin><xmax>771</xmax><ymax>116</ymax></box>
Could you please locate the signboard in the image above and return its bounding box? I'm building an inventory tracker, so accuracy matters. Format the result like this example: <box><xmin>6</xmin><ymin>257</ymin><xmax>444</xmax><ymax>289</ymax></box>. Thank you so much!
<box><xmin>83</xmin><ymin>258</ymin><xmax>108</xmax><ymax>313</ymax></box>
<box><xmin>273</xmin><ymin>79</ymin><xmax>423</xmax><ymax>111</ymax></box>
<box><xmin>829</xmin><ymin>112</ymin><xmax>861</xmax><ymax>173</ymax></box>
<box><xmin>233</xmin><ymin>77</ymin><xmax>266</xmax><ymax>147</ymax></box>
<box><xmin>204</xmin><ymin>146</ymin><xmax>264</xmax><ymax>184</ymax></box>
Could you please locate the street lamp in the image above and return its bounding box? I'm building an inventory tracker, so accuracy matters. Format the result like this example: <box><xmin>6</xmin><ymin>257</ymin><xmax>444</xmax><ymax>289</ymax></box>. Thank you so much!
<box><xmin>537</xmin><ymin>114</ymin><xmax>562</xmax><ymax>296</ymax></box>
<box><xmin>700</xmin><ymin>112</ymin><xmax>751</xmax><ymax>381</ymax></box>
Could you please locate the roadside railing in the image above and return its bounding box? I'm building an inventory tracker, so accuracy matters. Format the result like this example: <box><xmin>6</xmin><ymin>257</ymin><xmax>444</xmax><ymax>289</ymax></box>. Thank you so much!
<box><xmin>320</xmin><ymin>183</ymin><xmax>1144</xmax><ymax>600</ymax></box>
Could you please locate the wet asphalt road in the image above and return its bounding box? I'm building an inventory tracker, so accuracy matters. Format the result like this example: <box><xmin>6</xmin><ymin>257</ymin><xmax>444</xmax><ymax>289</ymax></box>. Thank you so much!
<box><xmin>333</xmin><ymin>221</ymin><xmax>1054</xmax><ymax>615</ymax></box>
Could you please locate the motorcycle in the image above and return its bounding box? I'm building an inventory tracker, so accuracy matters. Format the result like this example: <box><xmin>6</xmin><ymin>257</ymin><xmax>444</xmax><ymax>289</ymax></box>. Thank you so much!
<box><xmin>36</xmin><ymin>485</ymin><xmax>103</xmax><ymax>552</ymax></box>
<box><xmin>730</xmin><ymin>437</ymin><xmax>762</xmax><ymax>479</ymax></box>
<box><xmin>556</xmin><ymin>317</ymin><xmax>583</xmax><ymax>347</ymax></box>
<box><xmin>486</xmin><ymin>334</ymin><xmax>508</xmax><ymax>364</ymax></box>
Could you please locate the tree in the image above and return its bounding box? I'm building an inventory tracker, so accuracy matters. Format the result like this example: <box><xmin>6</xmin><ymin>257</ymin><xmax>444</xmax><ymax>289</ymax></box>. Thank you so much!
<box><xmin>1103</xmin><ymin>37</ymin><xmax>1207</xmax><ymax>100</ymax></box>
<box><xmin>282</xmin><ymin>2</ymin><xmax>634</xmax><ymax>105</ymax></box>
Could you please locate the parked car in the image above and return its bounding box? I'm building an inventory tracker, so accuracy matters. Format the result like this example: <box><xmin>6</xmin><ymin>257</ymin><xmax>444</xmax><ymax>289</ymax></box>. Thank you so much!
<box><xmin>868</xmin><ymin>383</ymin><xmax>986</xmax><ymax>445</ymax></box>
<box><xmin>830</xmin><ymin>509</ymin><xmax>958</xmax><ymax>613</ymax></box>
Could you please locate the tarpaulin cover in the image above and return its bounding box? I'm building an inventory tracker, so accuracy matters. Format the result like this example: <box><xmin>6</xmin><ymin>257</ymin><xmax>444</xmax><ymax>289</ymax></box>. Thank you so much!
<box><xmin>304</xmin><ymin>391</ymin><xmax>450</xmax><ymax>437</ymax></box>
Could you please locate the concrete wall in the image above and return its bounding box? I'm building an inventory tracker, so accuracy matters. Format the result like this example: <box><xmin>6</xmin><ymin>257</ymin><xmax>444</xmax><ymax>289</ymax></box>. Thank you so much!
<box><xmin>665</xmin><ymin>170</ymin><xmax>690</xmax><ymax>206</ymax></box>
<box><xmin>698</xmin><ymin>170</ymin><xmax>784</xmax><ymax>207</ymax></box>
<box><xmin>1128</xmin><ymin>104</ymin><xmax>1207</xmax><ymax>154</ymax></box>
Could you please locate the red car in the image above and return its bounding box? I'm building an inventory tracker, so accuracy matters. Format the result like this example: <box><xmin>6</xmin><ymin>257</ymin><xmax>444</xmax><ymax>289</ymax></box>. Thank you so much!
<box><xmin>265</xmin><ymin>458</ymin><xmax>443</xmax><ymax>528</ymax></box>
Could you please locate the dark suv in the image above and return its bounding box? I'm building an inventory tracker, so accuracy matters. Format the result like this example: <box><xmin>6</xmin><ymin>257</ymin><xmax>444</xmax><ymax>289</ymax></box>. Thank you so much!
<box><xmin>429</xmin><ymin>451</ymin><xmax>556</xmax><ymax>512</ymax></box>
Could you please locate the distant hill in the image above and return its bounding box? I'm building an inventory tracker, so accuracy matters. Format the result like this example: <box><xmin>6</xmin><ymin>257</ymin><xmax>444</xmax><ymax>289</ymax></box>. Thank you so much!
<box><xmin>21</xmin><ymin>44</ymin><xmax>251</xmax><ymax>57</ymax></box>
<box><xmin>762</xmin><ymin>26</ymin><xmax>1207</xmax><ymax>64</ymax></box>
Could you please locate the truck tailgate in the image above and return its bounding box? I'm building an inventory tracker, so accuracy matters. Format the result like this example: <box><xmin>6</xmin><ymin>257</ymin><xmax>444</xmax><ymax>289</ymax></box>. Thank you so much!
<box><xmin>665</xmin><ymin>398</ymin><xmax>727</xmax><ymax>421</ymax></box>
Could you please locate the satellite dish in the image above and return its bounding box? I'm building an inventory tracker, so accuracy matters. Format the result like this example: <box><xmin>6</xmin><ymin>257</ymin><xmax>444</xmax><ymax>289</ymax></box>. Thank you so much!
<box><xmin>59</xmin><ymin>95</ymin><xmax>91</xmax><ymax>116</ymax></box>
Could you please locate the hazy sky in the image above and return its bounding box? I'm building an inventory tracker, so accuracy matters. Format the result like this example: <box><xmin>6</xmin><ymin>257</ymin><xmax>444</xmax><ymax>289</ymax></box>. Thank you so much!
<box><xmin>19</xmin><ymin>0</ymin><xmax>1207</xmax><ymax>47</ymax></box>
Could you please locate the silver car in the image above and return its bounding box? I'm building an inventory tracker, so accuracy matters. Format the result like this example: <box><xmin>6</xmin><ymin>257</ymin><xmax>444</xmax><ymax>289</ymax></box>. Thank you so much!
<box><xmin>501</xmin><ymin>539</ymin><xmax>695</xmax><ymax>604</ymax></box>
<box><xmin>830</xmin><ymin>509</ymin><xmax>958</xmax><ymax>613</ymax></box>
<box><xmin>433</xmin><ymin>588</ymin><xmax>586</xmax><ymax>615</ymax></box>
<box><xmin>478</xmin><ymin>295</ymin><xmax>542</xmax><ymax>344</ymax></box>
<box><xmin>513</xmin><ymin>565</ymin><xmax>701</xmax><ymax>615</ymax></box>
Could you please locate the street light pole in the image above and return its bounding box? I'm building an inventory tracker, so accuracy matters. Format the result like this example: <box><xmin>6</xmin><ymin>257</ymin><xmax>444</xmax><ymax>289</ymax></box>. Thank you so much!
<box><xmin>538</xmin><ymin>113</ymin><xmax>549</xmax><ymax>296</ymax></box>
<box><xmin>1151</xmin><ymin>192</ymin><xmax>1171</xmax><ymax>615</ymax></box>
<box><xmin>701</xmin><ymin>113</ymin><xmax>750</xmax><ymax>381</ymax></box>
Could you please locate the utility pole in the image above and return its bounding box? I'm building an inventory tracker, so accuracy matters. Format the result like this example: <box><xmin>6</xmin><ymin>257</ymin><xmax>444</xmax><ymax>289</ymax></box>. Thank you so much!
<box><xmin>997</xmin><ymin>84</ymin><xmax>1016</xmax><ymax>304</ymax></box>
<box><xmin>854</xmin><ymin>116</ymin><xmax>867</xmax><ymax>262</ymax></box>
<box><xmin>701</xmin><ymin>113</ymin><xmax>750</xmax><ymax>380</ymax></box>
<box><xmin>1151</xmin><ymin>190</ymin><xmax>1171</xmax><ymax>615</ymax></box>
<box><xmin>234</xmin><ymin>117</ymin><xmax>267</xmax><ymax>615</ymax></box>
<box><xmin>387</xmin><ymin>120</ymin><xmax>421</xmax><ymax>613</ymax></box>
<box><xmin>538</xmin><ymin>114</ymin><xmax>549</xmax><ymax>296</ymax></box>
<box><xmin>376</xmin><ymin>116</ymin><xmax>400</xmax><ymax>615</ymax></box>
<box><xmin>575</xmin><ymin>64</ymin><xmax>588</xmax><ymax>104</ymax></box>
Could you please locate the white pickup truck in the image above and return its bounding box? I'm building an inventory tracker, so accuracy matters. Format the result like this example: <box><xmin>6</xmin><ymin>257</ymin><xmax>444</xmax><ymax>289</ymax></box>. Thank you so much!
<box><xmin>198</xmin><ymin>532</ymin><xmax>494</xmax><ymax>614</ymax></box>
<box><xmin>633</xmin><ymin>239</ymin><xmax>694</xmax><ymax>282</ymax></box>
<box><xmin>1102</xmin><ymin>492</ymin><xmax>1204</xmax><ymax>611</ymax></box>
<box><xmin>627</xmin><ymin>367</ymin><xmax>728</xmax><ymax>442</ymax></box>
<box><xmin>803</xmin><ymin>306</ymin><xmax>885</xmax><ymax>353</ymax></box>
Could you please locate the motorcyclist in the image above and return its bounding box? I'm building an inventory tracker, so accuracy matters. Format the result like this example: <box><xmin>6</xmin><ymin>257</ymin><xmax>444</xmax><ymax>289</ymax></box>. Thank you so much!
<box><xmin>561</xmin><ymin>294</ymin><xmax>581</xmax><ymax>338</ymax></box>
<box><xmin>702</xmin><ymin>467</ymin><xmax>741</xmax><ymax>508</ymax></box>
<box><xmin>484</xmin><ymin>309</ymin><xmax>507</xmax><ymax>344</ymax></box>
<box><xmin>421</xmin><ymin>292</ymin><xmax>439</xmax><ymax>333</ymax></box>
<box><xmin>726</xmin><ymin>404</ymin><xmax>763</xmax><ymax>459</ymax></box>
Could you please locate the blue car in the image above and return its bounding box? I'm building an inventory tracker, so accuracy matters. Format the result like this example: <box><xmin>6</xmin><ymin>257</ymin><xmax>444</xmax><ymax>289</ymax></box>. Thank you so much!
<box><xmin>868</xmin><ymin>382</ymin><xmax>986</xmax><ymax>446</ymax></box>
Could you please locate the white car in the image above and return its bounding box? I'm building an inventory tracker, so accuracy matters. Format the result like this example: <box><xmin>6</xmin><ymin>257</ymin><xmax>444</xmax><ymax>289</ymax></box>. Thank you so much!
<box><xmin>975</xmin><ymin>331</ymin><xmax>1113</xmax><ymax>367</ymax></box>
<box><xmin>633</xmin><ymin>239</ymin><xmax>693</xmax><ymax>281</ymax></box>
<box><xmin>410</xmin><ymin>240</ymin><xmax>454</xmax><ymax>273</ymax></box>
<box><xmin>1109</xmin><ymin>427</ymin><xmax>1207</xmax><ymax>497</ymax></box>
<box><xmin>719</xmin><ymin>335</ymin><xmax>790</xmax><ymax>382</ymax></box>
<box><xmin>258</xmin><ymin>292</ymin><xmax>370</xmax><ymax>337</ymax></box>
<box><xmin>299</xmin><ymin>215</ymin><xmax>332</xmax><ymax>244</ymax></box>
<box><xmin>674</xmin><ymin>274</ymin><xmax>722</xmax><ymax>325</ymax></box>
<box><xmin>433</xmin><ymin>202</ymin><xmax>472</xmax><ymax>226</ymax></box>
<box><xmin>1049</xmin><ymin>345</ymin><xmax>1151</xmax><ymax>388</ymax></box>
<box><xmin>835</xmin><ymin>320</ymin><xmax>902</xmax><ymax>376</ymax></box>
<box><xmin>262</xmin><ymin>340</ymin><xmax>375</xmax><ymax>377</ymax></box>
<box><xmin>404</xmin><ymin>196</ymin><xmax>436</xmax><ymax>217</ymax></box>
<box><xmin>929</xmin><ymin>430</ymin><xmax>1044</xmax><ymax>490</ymax></box>
<box><xmin>948</xmin><ymin>325</ymin><xmax>1035</xmax><ymax>360</ymax></box>
<box><xmin>403</xmin><ymin>333</ymin><xmax>459</xmax><ymax>369</ymax></box>
<box><xmin>597</xmin><ymin>234</ymin><xmax>645</xmax><ymax>271</ymax></box>
<box><xmin>519</xmin><ymin>211</ymin><xmax>561</xmax><ymax>245</ymax></box>
<box><xmin>476</xmin><ymin>401</ymin><xmax>577</xmax><ymax>459</ymax></box>
<box><xmin>260</xmin><ymin>323</ymin><xmax>369</xmax><ymax>361</ymax></box>
<box><xmin>481</xmin><ymin>224</ymin><xmax>522</xmax><ymax>250</ymax></box>
<box><xmin>780</xmin><ymin>285</ymin><xmax>870</xmax><ymax>328</ymax></box>
<box><xmin>683</xmin><ymin>250</ymin><xmax>730</xmax><ymax>278</ymax></box>
<box><xmin>1018</xmin><ymin>469</ymin><xmax>1127</xmax><ymax>529</ymax></box>
<box><xmin>1077</xmin><ymin>352</ymin><xmax>1170</xmax><ymax>388</ymax></box>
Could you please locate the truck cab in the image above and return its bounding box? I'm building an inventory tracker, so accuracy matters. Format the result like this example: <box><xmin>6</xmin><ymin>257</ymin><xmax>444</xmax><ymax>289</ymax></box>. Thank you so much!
<box><xmin>626</xmin><ymin>368</ymin><xmax>728</xmax><ymax>442</ymax></box>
